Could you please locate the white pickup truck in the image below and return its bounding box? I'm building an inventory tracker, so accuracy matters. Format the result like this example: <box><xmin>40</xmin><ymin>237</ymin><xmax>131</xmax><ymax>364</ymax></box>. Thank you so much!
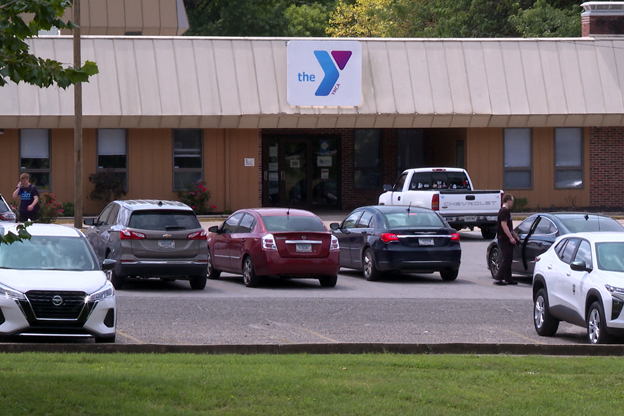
<box><xmin>378</xmin><ymin>167</ymin><xmax>503</xmax><ymax>239</ymax></box>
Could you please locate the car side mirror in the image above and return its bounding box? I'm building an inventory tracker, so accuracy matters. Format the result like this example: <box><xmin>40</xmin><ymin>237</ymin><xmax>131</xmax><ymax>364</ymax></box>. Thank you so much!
<box><xmin>382</xmin><ymin>184</ymin><xmax>393</xmax><ymax>192</ymax></box>
<box><xmin>570</xmin><ymin>260</ymin><xmax>592</xmax><ymax>272</ymax></box>
<box><xmin>84</xmin><ymin>218</ymin><xmax>95</xmax><ymax>226</ymax></box>
<box><xmin>330</xmin><ymin>222</ymin><xmax>339</xmax><ymax>230</ymax></box>
<box><xmin>102</xmin><ymin>258</ymin><xmax>117</xmax><ymax>271</ymax></box>
<box><xmin>208</xmin><ymin>225</ymin><xmax>219</xmax><ymax>233</ymax></box>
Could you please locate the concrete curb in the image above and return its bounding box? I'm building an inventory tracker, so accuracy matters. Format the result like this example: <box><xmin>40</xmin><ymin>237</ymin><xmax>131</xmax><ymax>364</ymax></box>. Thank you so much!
<box><xmin>1</xmin><ymin>343</ymin><xmax>624</xmax><ymax>356</ymax></box>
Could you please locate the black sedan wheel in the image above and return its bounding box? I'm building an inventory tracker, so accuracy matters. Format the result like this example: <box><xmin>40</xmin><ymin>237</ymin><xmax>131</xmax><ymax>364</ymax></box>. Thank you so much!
<box><xmin>207</xmin><ymin>249</ymin><xmax>221</xmax><ymax>280</ymax></box>
<box><xmin>363</xmin><ymin>249</ymin><xmax>382</xmax><ymax>281</ymax></box>
<box><xmin>440</xmin><ymin>269</ymin><xmax>459</xmax><ymax>281</ymax></box>
<box><xmin>533</xmin><ymin>288</ymin><xmax>559</xmax><ymax>336</ymax></box>
<box><xmin>587</xmin><ymin>301</ymin><xmax>610</xmax><ymax>344</ymax></box>
<box><xmin>488</xmin><ymin>246</ymin><xmax>501</xmax><ymax>279</ymax></box>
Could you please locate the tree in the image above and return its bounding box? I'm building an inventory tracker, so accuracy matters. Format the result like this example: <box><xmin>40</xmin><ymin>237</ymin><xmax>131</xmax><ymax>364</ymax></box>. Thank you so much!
<box><xmin>327</xmin><ymin>0</ymin><xmax>582</xmax><ymax>38</ymax></box>
<box><xmin>184</xmin><ymin>0</ymin><xmax>337</xmax><ymax>37</ymax></box>
<box><xmin>0</xmin><ymin>0</ymin><xmax>98</xmax><ymax>88</ymax></box>
<box><xmin>0</xmin><ymin>223</ymin><xmax>31</xmax><ymax>245</ymax></box>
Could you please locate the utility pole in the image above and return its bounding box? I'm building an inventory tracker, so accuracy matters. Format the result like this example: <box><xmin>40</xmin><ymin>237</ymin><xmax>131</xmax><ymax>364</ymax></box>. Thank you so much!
<box><xmin>73</xmin><ymin>0</ymin><xmax>83</xmax><ymax>228</ymax></box>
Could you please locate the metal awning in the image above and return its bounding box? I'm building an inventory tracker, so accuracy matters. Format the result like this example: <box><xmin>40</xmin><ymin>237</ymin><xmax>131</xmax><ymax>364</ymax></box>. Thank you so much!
<box><xmin>2</xmin><ymin>36</ymin><xmax>624</xmax><ymax>128</ymax></box>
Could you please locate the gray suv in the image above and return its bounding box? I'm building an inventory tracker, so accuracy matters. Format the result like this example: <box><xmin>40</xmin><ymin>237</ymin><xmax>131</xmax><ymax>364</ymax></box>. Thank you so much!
<box><xmin>0</xmin><ymin>194</ymin><xmax>16</xmax><ymax>223</ymax></box>
<box><xmin>84</xmin><ymin>200</ymin><xmax>208</xmax><ymax>290</ymax></box>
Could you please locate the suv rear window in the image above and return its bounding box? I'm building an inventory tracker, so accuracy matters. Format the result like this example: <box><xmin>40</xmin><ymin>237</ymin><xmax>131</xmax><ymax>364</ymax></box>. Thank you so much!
<box><xmin>128</xmin><ymin>210</ymin><xmax>201</xmax><ymax>231</ymax></box>
<box><xmin>263</xmin><ymin>216</ymin><xmax>326</xmax><ymax>232</ymax></box>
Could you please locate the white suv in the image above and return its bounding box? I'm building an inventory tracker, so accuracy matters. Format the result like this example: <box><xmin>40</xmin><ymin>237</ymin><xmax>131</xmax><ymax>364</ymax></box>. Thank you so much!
<box><xmin>533</xmin><ymin>232</ymin><xmax>624</xmax><ymax>344</ymax></box>
<box><xmin>0</xmin><ymin>224</ymin><xmax>116</xmax><ymax>343</ymax></box>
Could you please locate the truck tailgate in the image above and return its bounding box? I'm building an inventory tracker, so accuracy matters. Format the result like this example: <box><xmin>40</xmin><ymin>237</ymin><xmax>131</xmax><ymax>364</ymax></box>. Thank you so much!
<box><xmin>438</xmin><ymin>190</ymin><xmax>502</xmax><ymax>216</ymax></box>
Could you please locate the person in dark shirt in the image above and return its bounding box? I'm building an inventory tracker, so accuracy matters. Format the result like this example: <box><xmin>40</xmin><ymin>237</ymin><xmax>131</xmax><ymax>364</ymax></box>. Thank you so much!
<box><xmin>494</xmin><ymin>194</ymin><xmax>520</xmax><ymax>286</ymax></box>
<box><xmin>12</xmin><ymin>173</ymin><xmax>40</xmax><ymax>222</ymax></box>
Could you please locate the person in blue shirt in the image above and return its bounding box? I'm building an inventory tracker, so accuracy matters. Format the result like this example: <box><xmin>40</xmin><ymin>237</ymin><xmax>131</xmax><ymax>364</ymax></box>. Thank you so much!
<box><xmin>12</xmin><ymin>173</ymin><xmax>40</xmax><ymax>222</ymax></box>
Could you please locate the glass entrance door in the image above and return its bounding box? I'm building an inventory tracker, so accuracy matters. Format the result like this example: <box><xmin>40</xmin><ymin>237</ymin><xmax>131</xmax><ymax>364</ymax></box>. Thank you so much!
<box><xmin>263</xmin><ymin>135</ymin><xmax>340</xmax><ymax>209</ymax></box>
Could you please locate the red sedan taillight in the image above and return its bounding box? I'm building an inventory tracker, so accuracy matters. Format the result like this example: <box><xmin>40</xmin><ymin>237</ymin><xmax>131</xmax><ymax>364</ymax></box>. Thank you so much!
<box><xmin>330</xmin><ymin>235</ymin><xmax>340</xmax><ymax>251</ymax></box>
<box><xmin>262</xmin><ymin>234</ymin><xmax>277</xmax><ymax>251</ymax></box>
<box><xmin>451</xmin><ymin>233</ymin><xmax>460</xmax><ymax>241</ymax></box>
<box><xmin>380</xmin><ymin>233</ymin><xmax>399</xmax><ymax>243</ymax></box>
<box><xmin>187</xmin><ymin>230</ymin><xmax>207</xmax><ymax>240</ymax></box>
<box><xmin>120</xmin><ymin>230</ymin><xmax>146</xmax><ymax>240</ymax></box>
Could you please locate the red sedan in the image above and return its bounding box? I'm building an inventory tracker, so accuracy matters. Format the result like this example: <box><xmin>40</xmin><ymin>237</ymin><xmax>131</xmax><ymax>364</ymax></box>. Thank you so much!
<box><xmin>207</xmin><ymin>208</ymin><xmax>340</xmax><ymax>287</ymax></box>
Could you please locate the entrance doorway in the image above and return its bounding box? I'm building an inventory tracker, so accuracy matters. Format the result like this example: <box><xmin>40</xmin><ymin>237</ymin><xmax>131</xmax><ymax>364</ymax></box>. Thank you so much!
<box><xmin>263</xmin><ymin>135</ymin><xmax>340</xmax><ymax>209</ymax></box>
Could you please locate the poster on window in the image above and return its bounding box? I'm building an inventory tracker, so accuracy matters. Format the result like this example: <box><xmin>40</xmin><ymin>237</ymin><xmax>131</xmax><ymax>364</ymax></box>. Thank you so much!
<box><xmin>317</xmin><ymin>156</ymin><xmax>332</xmax><ymax>167</ymax></box>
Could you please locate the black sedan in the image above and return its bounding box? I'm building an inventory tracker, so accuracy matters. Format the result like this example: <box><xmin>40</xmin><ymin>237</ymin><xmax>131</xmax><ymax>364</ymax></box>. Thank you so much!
<box><xmin>486</xmin><ymin>212</ymin><xmax>624</xmax><ymax>279</ymax></box>
<box><xmin>330</xmin><ymin>205</ymin><xmax>461</xmax><ymax>281</ymax></box>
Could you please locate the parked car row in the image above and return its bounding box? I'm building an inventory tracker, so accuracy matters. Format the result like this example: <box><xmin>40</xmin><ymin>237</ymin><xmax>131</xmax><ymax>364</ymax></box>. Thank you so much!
<box><xmin>3</xmin><ymin>196</ymin><xmax>624</xmax><ymax>345</ymax></box>
<box><xmin>483</xmin><ymin>210</ymin><xmax>624</xmax><ymax>344</ymax></box>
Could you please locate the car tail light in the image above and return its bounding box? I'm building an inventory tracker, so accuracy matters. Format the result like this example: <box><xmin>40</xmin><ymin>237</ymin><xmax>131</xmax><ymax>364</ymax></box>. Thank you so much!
<box><xmin>451</xmin><ymin>233</ymin><xmax>460</xmax><ymax>241</ymax></box>
<box><xmin>535</xmin><ymin>256</ymin><xmax>541</xmax><ymax>262</ymax></box>
<box><xmin>262</xmin><ymin>234</ymin><xmax>277</xmax><ymax>251</ymax></box>
<box><xmin>120</xmin><ymin>230</ymin><xmax>146</xmax><ymax>240</ymax></box>
<box><xmin>431</xmin><ymin>194</ymin><xmax>439</xmax><ymax>211</ymax></box>
<box><xmin>330</xmin><ymin>235</ymin><xmax>340</xmax><ymax>251</ymax></box>
<box><xmin>0</xmin><ymin>212</ymin><xmax>16</xmax><ymax>221</ymax></box>
<box><xmin>380</xmin><ymin>233</ymin><xmax>399</xmax><ymax>243</ymax></box>
<box><xmin>187</xmin><ymin>230</ymin><xmax>207</xmax><ymax>240</ymax></box>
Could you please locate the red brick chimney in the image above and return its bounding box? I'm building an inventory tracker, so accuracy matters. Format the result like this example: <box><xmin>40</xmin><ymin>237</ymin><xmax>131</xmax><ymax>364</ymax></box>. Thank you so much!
<box><xmin>582</xmin><ymin>2</ymin><xmax>624</xmax><ymax>37</ymax></box>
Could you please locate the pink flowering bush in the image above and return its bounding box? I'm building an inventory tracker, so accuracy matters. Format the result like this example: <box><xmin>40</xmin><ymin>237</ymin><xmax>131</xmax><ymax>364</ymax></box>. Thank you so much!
<box><xmin>177</xmin><ymin>181</ymin><xmax>215</xmax><ymax>215</ymax></box>
<box><xmin>38</xmin><ymin>193</ymin><xmax>64</xmax><ymax>223</ymax></box>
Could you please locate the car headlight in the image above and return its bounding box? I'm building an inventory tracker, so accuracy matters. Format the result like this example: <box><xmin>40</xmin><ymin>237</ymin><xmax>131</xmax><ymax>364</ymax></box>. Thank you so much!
<box><xmin>605</xmin><ymin>284</ymin><xmax>624</xmax><ymax>295</ymax></box>
<box><xmin>0</xmin><ymin>282</ymin><xmax>25</xmax><ymax>301</ymax></box>
<box><xmin>86</xmin><ymin>281</ymin><xmax>115</xmax><ymax>303</ymax></box>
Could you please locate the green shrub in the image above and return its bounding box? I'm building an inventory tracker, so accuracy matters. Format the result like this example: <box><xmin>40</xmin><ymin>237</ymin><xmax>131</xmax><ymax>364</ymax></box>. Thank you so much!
<box><xmin>177</xmin><ymin>181</ymin><xmax>215</xmax><ymax>215</ymax></box>
<box><xmin>38</xmin><ymin>193</ymin><xmax>64</xmax><ymax>223</ymax></box>
<box><xmin>61</xmin><ymin>201</ymin><xmax>74</xmax><ymax>217</ymax></box>
<box><xmin>512</xmin><ymin>197</ymin><xmax>528</xmax><ymax>212</ymax></box>
<box><xmin>88</xmin><ymin>171</ymin><xmax>127</xmax><ymax>202</ymax></box>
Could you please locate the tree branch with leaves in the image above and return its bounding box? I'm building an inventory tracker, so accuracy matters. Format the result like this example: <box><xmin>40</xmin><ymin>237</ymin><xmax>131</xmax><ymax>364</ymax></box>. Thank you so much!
<box><xmin>0</xmin><ymin>0</ymin><xmax>98</xmax><ymax>88</ymax></box>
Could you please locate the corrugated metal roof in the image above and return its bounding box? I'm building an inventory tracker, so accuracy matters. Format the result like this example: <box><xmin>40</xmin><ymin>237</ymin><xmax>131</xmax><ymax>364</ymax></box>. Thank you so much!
<box><xmin>3</xmin><ymin>36</ymin><xmax>624</xmax><ymax>128</ymax></box>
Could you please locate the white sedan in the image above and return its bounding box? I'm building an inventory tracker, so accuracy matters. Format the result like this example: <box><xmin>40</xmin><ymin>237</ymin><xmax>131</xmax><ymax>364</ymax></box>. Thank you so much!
<box><xmin>533</xmin><ymin>232</ymin><xmax>624</xmax><ymax>344</ymax></box>
<box><xmin>0</xmin><ymin>224</ymin><xmax>117</xmax><ymax>343</ymax></box>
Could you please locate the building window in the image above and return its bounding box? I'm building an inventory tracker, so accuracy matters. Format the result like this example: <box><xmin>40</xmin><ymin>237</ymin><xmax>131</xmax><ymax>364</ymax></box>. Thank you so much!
<box><xmin>20</xmin><ymin>129</ymin><xmax>50</xmax><ymax>190</ymax></box>
<box><xmin>354</xmin><ymin>129</ymin><xmax>381</xmax><ymax>188</ymax></box>
<box><xmin>397</xmin><ymin>129</ymin><xmax>424</xmax><ymax>175</ymax></box>
<box><xmin>456</xmin><ymin>140</ymin><xmax>465</xmax><ymax>168</ymax></box>
<box><xmin>97</xmin><ymin>129</ymin><xmax>128</xmax><ymax>191</ymax></box>
<box><xmin>555</xmin><ymin>128</ymin><xmax>583</xmax><ymax>189</ymax></box>
<box><xmin>504</xmin><ymin>128</ymin><xmax>532</xmax><ymax>189</ymax></box>
<box><xmin>173</xmin><ymin>129</ymin><xmax>203</xmax><ymax>191</ymax></box>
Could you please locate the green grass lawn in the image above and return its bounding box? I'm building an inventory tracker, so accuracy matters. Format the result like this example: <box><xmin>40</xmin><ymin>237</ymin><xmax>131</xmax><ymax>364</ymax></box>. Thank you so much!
<box><xmin>0</xmin><ymin>353</ymin><xmax>622</xmax><ymax>415</ymax></box>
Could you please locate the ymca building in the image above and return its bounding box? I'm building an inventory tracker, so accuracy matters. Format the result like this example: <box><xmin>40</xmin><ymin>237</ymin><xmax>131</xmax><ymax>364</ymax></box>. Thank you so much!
<box><xmin>2</xmin><ymin>0</ymin><xmax>624</xmax><ymax>215</ymax></box>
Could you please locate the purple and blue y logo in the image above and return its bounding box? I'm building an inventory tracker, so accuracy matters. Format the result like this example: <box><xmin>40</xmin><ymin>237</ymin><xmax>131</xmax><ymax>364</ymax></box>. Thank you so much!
<box><xmin>287</xmin><ymin>40</ymin><xmax>362</xmax><ymax>107</ymax></box>
<box><xmin>313</xmin><ymin>50</ymin><xmax>352</xmax><ymax>96</ymax></box>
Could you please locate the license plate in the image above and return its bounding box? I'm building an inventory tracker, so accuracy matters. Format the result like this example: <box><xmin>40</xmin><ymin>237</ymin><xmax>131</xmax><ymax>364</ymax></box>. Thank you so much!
<box><xmin>419</xmin><ymin>238</ymin><xmax>434</xmax><ymax>246</ymax></box>
<box><xmin>158</xmin><ymin>240</ymin><xmax>175</xmax><ymax>249</ymax></box>
<box><xmin>464</xmin><ymin>216</ymin><xmax>477</xmax><ymax>222</ymax></box>
<box><xmin>296</xmin><ymin>243</ymin><xmax>312</xmax><ymax>253</ymax></box>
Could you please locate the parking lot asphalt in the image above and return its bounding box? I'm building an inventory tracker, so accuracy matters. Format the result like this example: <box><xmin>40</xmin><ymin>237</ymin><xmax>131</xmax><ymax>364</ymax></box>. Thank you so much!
<box><xmin>14</xmin><ymin>212</ymin><xmax>624</xmax><ymax>355</ymax></box>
